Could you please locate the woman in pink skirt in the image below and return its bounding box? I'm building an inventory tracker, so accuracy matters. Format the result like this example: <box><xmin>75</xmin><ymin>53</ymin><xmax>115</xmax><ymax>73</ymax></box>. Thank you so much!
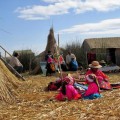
<box><xmin>55</xmin><ymin>76</ymin><xmax>81</xmax><ymax>101</ymax></box>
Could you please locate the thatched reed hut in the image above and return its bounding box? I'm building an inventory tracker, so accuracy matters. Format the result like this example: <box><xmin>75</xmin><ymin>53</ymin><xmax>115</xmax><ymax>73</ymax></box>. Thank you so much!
<box><xmin>82</xmin><ymin>37</ymin><xmax>120</xmax><ymax>65</ymax></box>
<box><xmin>39</xmin><ymin>27</ymin><xmax>57</xmax><ymax>61</ymax></box>
<box><xmin>31</xmin><ymin>27</ymin><xmax>57</xmax><ymax>74</ymax></box>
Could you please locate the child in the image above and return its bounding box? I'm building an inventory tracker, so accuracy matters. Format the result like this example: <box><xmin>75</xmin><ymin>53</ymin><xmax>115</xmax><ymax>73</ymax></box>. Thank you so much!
<box><xmin>47</xmin><ymin>72</ymin><xmax>71</xmax><ymax>91</ymax></box>
<box><xmin>69</xmin><ymin>55</ymin><xmax>78</xmax><ymax>71</ymax></box>
<box><xmin>46</xmin><ymin>56</ymin><xmax>56</xmax><ymax>76</ymax></box>
<box><xmin>83</xmin><ymin>74</ymin><xmax>102</xmax><ymax>100</ymax></box>
<box><xmin>55</xmin><ymin>76</ymin><xmax>81</xmax><ymax>101</ymax></box>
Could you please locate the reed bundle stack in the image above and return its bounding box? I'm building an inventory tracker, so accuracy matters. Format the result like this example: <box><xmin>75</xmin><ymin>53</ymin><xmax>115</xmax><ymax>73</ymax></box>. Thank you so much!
<box><xmin>0</xmin><ymin>60</ymin><xmax>20</xmax><ymax>104</ymax></box>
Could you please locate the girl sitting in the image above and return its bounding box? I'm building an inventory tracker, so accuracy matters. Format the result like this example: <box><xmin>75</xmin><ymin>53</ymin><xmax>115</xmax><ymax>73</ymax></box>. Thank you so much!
<box><xmin>69</xmin><ymin>55</ymin><xmax>78</xmax><ymax>71</ymax></box>
<box><xmin>55</xmin><ymin>76</ymin><xmax>81</xmax><ymax>101</ymax></box>
<box><xmin>83</xmin><ymin>74</ymin><xmax>102</xmax><ymax>100</ymax></box>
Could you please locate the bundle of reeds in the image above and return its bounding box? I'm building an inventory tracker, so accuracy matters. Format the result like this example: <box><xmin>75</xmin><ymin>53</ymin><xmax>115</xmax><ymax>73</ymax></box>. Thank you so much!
<box><xmin>0</xmin><ymin>60</ymin><xmax>21</xmax><ymax>104</ymax></box>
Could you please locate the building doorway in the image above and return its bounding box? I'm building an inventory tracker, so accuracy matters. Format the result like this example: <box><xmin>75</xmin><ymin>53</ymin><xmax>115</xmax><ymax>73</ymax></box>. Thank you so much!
<box><xmin>108</xmin><ymin>48</ymin><xmax>116</xmax><ymax>64</ymax></box>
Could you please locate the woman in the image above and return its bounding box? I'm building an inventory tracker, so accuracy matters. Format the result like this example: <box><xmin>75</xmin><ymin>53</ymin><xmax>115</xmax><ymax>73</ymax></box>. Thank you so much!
<box><xmin>86</xmin><ymin>61</ymin><xmax>112</xmax><ymax>90</ymax></box>
<box><xmin>45</xmin><ymin>51</ymin><xmax>56</xmax><ymax>76</ymax></box>
<box><xmin>55</xmin><ymin>76</ymin><xmax>81</xmax><ymax>101</ymax></box>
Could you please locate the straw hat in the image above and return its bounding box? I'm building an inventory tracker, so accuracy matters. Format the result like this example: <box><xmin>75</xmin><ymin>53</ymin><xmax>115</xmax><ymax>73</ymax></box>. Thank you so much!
<box><xmin>100</xmin><ymin>60</ymin><xmax>106</xmax><ymax>64</ymax></box>
<box><xmin>71</xmin><ymin>54</ymin><xmax>75</xmax><ymax>59</ymax></box>
<box><xmin>89</xmin><ymin>61</ymin><xmax>102</xmax><ymax>68</ymax></box>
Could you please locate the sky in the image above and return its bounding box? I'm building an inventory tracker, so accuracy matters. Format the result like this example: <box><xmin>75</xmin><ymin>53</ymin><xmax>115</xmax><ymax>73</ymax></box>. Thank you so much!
<box><xmin>0</xmin><ymin>0</ymin><xmax>120</xmax><ymax>55</ymax></box>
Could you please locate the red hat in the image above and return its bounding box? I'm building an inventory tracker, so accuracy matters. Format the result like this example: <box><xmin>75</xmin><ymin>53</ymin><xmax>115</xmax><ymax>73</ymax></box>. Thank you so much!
<box><xmin>63</xmin><ymin>76</ymin><xmax>74</xmax><ymax>85</ymax></box>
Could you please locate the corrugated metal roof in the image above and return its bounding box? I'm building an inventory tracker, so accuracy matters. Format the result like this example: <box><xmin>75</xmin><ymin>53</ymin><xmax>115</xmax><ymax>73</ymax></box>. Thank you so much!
<box><xmin>83</xmin><ymin>37</ymin><xmax>120</xmax><ymax>49</ymax></box>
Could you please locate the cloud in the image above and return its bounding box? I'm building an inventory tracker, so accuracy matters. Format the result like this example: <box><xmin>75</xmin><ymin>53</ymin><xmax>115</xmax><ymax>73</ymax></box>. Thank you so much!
<box><xmin>15</xmin><ymin>0</ymin><xmax>76</xmax><ymax>20</ymax></box>
<box><xmin>76</xmin><ymin>0</ymin><xmax>120</xmax><ymax>13</ymax></box>
<box><xmin>15</xmin><ymin>0</ymin><xmax>120</xmax><ymax>20</ymax></box>
<box><xmin>58</xmin><ymin>18</ymin><xmax>120</xmax><ymax>35</ymax></box>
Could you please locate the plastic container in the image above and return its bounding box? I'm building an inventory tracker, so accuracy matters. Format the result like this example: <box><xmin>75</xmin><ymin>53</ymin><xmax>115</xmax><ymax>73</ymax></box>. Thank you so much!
<box><xmin>40</xmin><ymin>62</ymin><xmax>47</xmax><ymax>76</ymax></box>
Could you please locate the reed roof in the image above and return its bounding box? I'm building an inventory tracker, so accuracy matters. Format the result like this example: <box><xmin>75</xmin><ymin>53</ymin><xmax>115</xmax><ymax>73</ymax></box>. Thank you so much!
<box><xmin>83</xmin><ymin>37</ymin><xmax>120</xmax><ymax>49</ymax></box>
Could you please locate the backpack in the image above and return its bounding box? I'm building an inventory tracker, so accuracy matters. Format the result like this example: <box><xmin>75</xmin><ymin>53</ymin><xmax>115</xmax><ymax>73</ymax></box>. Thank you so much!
<box><xmin>50</xmin><ymin>63</ymin><xmax>55</xmax><ymax>72</ymax></box>
<box><xmin>70</xmin><ymin>60</ymin><xmax>78</xmax><ymax>71</ymax></box>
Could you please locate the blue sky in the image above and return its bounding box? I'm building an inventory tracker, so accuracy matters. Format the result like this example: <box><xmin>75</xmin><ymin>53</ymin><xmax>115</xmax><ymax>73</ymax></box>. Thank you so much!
<box><xmin>0</xmin><ymin>0</ymin><xmax>120</xmax><ymax>55</ymax></box>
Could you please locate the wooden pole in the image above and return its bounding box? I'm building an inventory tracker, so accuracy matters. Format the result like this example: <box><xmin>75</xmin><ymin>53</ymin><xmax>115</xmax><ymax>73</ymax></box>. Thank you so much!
<box><xmin>0</xmin><ymin>56</ymin><xmax>25</xmax><ymax>81</ymax></box>
<box><xmin>0</xmin><ymin>45</ymin><xmax>12</xmax><ymax>57</ymax></box>
<box><xmin>58</xmin><ymin>34</ymin><xmax>59</xmax><ymax>51</ymax></box>
<box><xmin>57</xmin><ymin>34</ymin><xmax>63</xmax><ymax>79</ymax></box>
